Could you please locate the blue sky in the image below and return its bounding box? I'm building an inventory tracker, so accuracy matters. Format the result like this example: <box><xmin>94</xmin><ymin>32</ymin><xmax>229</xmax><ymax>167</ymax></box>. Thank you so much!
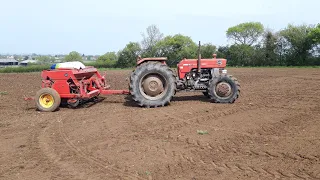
<box><xmin>1</xmin><ymin>0</ymin><xmax>319</xmax><ymax>55</ymax></box>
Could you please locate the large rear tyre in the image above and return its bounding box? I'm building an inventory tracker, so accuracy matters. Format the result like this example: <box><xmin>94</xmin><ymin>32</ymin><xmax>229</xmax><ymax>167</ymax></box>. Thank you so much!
<box><xmin>208</xmin><ymin>75</ymin><xmax>240</xmax><ymax>103</ymax></box>
<box><xmin>129</xmin><ymin>62</ymin><xmax>176</xmax><ymax>108</ymax></box>
<box><xmin>35</xmin><ymin>88</ymin><xmax>61</xmax><ymax>112</ymax></box>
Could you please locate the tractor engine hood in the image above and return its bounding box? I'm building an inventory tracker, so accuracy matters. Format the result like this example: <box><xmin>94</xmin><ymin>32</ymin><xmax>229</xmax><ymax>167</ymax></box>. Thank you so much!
<box><xmin>177</xmin><ymin>56</ymin><xmax>227</xmax><ymax>69</ymax></box>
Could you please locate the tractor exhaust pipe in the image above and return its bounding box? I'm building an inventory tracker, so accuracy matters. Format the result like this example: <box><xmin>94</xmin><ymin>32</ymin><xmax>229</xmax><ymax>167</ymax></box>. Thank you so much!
<box><xmin>197</xmin><ymin>41</ymin><xmax>201</xmax><ymax>73</ymax></box>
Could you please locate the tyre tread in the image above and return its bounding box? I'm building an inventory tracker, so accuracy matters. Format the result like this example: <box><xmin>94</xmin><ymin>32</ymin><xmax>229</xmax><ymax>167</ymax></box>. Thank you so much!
<box><xmin>129</xmin><ymin>62</ymin><xmax>176</xmax><ymax>108</ymax></box>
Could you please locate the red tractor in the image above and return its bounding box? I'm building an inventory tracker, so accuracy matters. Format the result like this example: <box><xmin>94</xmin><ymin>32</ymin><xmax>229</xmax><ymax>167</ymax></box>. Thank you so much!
<box><xmin>129</xmin><ymin>41</ymin><xmax>240</xmax><ymax>108</ymax></box>
<box><xmin>30</xmin><ymin>41</ymin><xmax>240</xmax><ymax>111</ymax></box>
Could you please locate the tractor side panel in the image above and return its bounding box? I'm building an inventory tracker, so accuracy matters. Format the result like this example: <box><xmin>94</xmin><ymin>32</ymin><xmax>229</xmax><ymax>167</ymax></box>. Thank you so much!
<box><xmin>177</xmin><ymin>59</ymin><xmax>227</xmax><ymax>79</ymax></box>
<box><xmin>177</xmin><ymin>65</ymin><xmax>192</xmax><ymax>79</ymax></box>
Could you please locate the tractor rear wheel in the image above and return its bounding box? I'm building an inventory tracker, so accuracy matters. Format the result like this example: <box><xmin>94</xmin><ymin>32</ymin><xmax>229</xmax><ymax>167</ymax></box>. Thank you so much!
<box><xmin>208</xmin><ymin>75</ymin><xmax>240</xmax><ymax>103</ymax></box>
<box><xmin>35</xmin><ymin>88</ymin><xmax>61</xmax><ymax>112</ymax></box>
<box><xmin>129</xmin><ymin>62</ymin><xmax>176</xmax><ymax>107</ymax></box>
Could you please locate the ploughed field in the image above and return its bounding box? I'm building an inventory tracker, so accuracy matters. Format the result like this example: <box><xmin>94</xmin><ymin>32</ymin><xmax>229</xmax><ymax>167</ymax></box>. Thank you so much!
<box><xmin>0</xmin><ymin>68</ymin><xmax>320</xmax><ymax>180</ymax></box>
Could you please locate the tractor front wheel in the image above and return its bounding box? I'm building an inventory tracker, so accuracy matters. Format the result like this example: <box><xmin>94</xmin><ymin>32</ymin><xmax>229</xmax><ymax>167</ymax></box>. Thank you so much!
<box><xmin>129</xmin><ymin>62</ymin><xmax>176</xmax><ymax>108</ymax></box>
<box><xmin>208</xmin><ymin>75</ymin><xmax>240</xmax><ymax>103</ymax></box>
<box><xmin>35</xmin><ymin>88</ymin><xmax>61</xmax><ymax>112</ymax></box>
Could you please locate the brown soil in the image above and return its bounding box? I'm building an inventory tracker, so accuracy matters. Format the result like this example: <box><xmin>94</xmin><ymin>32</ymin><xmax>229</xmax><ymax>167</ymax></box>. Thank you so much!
<box><xmin>0</xmin><ymin>68</ymin><xmax>320</xmax><ymax>180</ymax></box>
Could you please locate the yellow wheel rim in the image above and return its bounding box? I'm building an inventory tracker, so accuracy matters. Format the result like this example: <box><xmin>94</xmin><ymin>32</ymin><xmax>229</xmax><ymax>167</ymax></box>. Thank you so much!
<box><xmin>39</xmin><ymin>94</ymin><xmax>54</xmax><ymax>108</ymax></box>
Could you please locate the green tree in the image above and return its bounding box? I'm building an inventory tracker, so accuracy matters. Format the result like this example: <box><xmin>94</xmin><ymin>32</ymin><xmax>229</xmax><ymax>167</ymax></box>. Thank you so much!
<box><xmin>227</xmin><ymin>22</ymin><xmax>264</xmax><ymax>46</ymax></box>
<box><xmin>97</xmin><ymin>52</ymin><xmax>117</xmax><ymax>62</ymax></box>
<box><xmin>262</xmin><ymin>30</ymin><xmax>278</xmax><ymax>66</ymax></box>
<box><xmin>96</xmin><ymin>52</ymin><xmax>117</xmax><ymax>67</ymax></box>
<box><xmin>216</xmin><ymin>46</ymin><xmax>230</xmax><ymax>59</ymax></box>
<box><xmin>116</xmin><ymin>42</ymin><xmax>141</xmax><ymax>68</ymax></box>
<box><xmin>279</xmin><ymin>24</ymin><xmax>314</xmax><ymax>65</ymax></box>
<box><xmin>141</xmin><ymin>24</ymin><xmax>164</xmax><ymax>57</ymax></box>
<box><xmin>309</xmin><ymin>24</ymin><xmax>320</xmax><ymax>43</ymax></box>
<box><xmin>200</xmin><ymin>43</ymin><xmax>217</xmax><ymax>58</ymax></box>
<box><xmin>38</xmin><ymin>56</ymin><xmax>55</xmax><ymax>64</ymax></box>
<box><xmin>154</xmin><ymin>34</ymin><xmax>197</xmax><ymax>66</ymax></box>
<box><xmin>228</xmin><ymin>44</ymin><xmax>255</xmax><ymax>66</ymax></box>
<box><xmin>308</xmin><ymin>24</ymin><xmax>320</xmax><ymax>65</ymax></box>
<box><xmin>64</xmin><ymin>51</ymin><xmax>83</xmax><ymax>62</ymax></box>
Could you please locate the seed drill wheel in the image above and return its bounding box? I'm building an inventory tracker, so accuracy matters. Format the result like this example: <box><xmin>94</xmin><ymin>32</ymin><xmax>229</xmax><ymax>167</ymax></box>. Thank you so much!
<box><xmin>208</xmin><ymin>75</ymin><xmax>240</xmax><ymax>103</ymax></box>
<box><xmin>67</xmin><ymin>99</ymin><xmax>80</xmax><ymax>108</ymax></box>
<box><xmin>129</xmin><ymin>62</ymin><xmax>176</xmax><ymax>108</ymax></box>
<box><xmin>35</xmin><ymin>88</ymin><xmax>61</xmax><ymax>112</ymax></box>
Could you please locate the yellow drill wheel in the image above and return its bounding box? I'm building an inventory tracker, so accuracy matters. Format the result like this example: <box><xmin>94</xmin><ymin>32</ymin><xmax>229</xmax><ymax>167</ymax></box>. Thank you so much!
<box><xmin>35</xmin><ymin>88</ymin><xmax>61</xmax><ymax>112</ymax></box>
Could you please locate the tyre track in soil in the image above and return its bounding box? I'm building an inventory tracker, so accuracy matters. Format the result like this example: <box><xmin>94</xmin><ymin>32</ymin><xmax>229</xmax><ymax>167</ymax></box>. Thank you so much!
<box><xmin>154</xmin><ymin>103</ymin><xmax>318</xmax><ymax>143</ymax></box>
<box><xmin>155</xmin><ymin>96</ymin><xmax>317</xmax><ymax>134</ymax></box>
<box><xmin>164</xmin><ymin>154</ymin><xmax>319</xmax><ymax>180</ymax></box>
<box><xmin>150</xmin><ymin>103</ymin><xmax>320</xmax><ymax>179</ymax></box>
<box><xmin>163</xmin><ymin>130</ymin><xmax>320</xmax><ymax>164</ymax></box>
<box><xmin>158</xmin><ymin>133</ymin><xmax>320</xmax><ymax>179</ymax></box>
<box><xmin>155</xmin><ymin>142</ymin><xmax>320</xmax><ymax>179</ymax></box>
<box><xmin>135</xmin><ymin>103</ymin><xmax>320</xmax><ymax>159</ymax></box>
<box><xmin>37</xmin><ymin>103</ymin><xmax>320</xmax><ymax>179</ymax></box>
<box><xmin>145</xmin><ymin>140</ymin><xmax>320</xmax><ymax>180</ymax></box>
<box><xmin>38</xmin><ymin>119</ymin><xmax>91</xmax><ymax>180</ymax></box>
<box><xmin>156</xmin><ymin>104</ymin><xmax>259</xmax><ymax>134</ymax></box>
<box><xmin>38</xmin><ymin>115</ymin><xmax>145</xmax><ymax>180</ymax></box>
<box><xmin>37</xmin><ymin>104</ymin><xmax>277</xmax><ymax>180</ymax></box>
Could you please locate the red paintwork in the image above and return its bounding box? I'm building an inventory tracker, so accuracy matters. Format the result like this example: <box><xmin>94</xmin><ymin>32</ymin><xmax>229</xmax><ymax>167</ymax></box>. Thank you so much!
<box><xmin>40</xmin><ymin>66</ymin><xmax>129</xmax><ymax>100</ymax></box>
<box><xmin>177</xmin><ymin>57</ymin><xmax>227</xmax><ymax>79</ymax></box>
<box><xmin>136</xmin><ymin>57</ymin><xmax>167</xmax><ymax>66</ymax></box>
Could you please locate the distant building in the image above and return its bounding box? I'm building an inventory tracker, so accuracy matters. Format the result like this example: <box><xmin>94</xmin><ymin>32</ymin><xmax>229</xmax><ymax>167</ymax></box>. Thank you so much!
<box><xmin>0</xmin><ymin>59</ymin><xmax>18</xmax><ymax>66</ymax></box>
<box><xmin>91</xmin><ymin>56</ymin><xmax>97</xmax><ymax>61</ymax></box>
<box><xmin>19</xmin><ymin>60</ymin><xmax>38</xmax><ymax>66</ymax></box>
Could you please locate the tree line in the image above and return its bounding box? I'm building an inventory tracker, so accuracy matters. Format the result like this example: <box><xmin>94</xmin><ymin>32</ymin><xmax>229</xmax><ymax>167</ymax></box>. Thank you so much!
<box><xmin>62</xmin><ymin>22</ymin><xmax>320</xmax><ymax>68</ymax></box>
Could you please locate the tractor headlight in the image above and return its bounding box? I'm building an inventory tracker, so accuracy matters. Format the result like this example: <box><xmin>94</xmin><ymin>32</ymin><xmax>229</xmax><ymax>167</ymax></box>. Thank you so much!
<box><xmin>222</xmin><ymin>69</ymin><xmax>227</xmax><ymax>74</ymax></box>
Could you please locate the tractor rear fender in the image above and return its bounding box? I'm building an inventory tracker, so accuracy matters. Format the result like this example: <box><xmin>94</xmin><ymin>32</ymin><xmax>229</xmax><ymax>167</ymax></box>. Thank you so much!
<box><xmin>136</xmin><ymin>57</ymin><xmax>168</xmax><ymax>66</ymax></box>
